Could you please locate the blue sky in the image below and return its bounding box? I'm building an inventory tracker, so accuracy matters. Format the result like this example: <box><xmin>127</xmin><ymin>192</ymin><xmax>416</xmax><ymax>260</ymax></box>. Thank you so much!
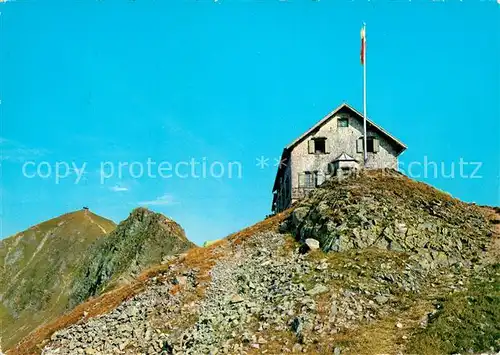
<box><xmin>1</xmin><ymin>1</ymin><xmax>499</xmax><ymax>245</ymax></box>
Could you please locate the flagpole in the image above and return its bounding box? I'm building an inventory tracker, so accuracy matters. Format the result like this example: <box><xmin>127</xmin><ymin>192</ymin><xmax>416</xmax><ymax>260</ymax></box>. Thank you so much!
<box><xmin>362</xmin><ymin>23</ymin><xmax>368</xmax><ymax>164</ymax></box>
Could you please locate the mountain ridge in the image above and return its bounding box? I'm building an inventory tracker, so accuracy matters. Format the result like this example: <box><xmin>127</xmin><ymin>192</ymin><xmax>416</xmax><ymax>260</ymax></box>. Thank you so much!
<box><xmin>0</xmin><ymin>209</ymin><xmax>117</xmax><ymax>350</ymax></box>
<box><xmin>1</xmin><ymin>207</ymin><xmax>196</xmax><ymax>352</ymax></box>
<box><xmin>9</xmin><ymin>170</ymin><xmax>499</xmax><ymax>355</ymax></box>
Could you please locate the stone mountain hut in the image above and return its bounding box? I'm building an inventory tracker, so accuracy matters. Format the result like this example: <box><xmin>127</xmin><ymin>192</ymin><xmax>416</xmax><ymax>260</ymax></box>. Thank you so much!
<box><xmin>272</xmin><ymin>102</ymin><xmax>407</xmax><ymax>213</ymax></box>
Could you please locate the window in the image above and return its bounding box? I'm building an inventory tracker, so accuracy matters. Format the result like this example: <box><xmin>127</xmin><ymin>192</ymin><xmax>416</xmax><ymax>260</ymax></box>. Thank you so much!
<box><xmin>314</xmin><ymin>138</ymin><xmax>326</xmax><ymax>154</ymax></box>
<box><xmin>305</xmin><ymin>172</ymin><xmax>315</xmax><ymax>187</ymax></box>
<box><xmin>299</xmin><ymin>171</ymin><xmax>317</xmax><ymax>188</ymax></box>
<box><xmin>308</xmin><ymin>138</ymin><xmax>329</xmax><ymax>154</ymax></box>
<box><xmin>338</xmin><ymin>117</ymin><xmax>349</xmax><ymax>127</ymax></box>
<box><xmin>367</xmin><ymin>137</ymin><xmax>379</xmax><ymax>153</ymax></box>
<box><xmin>356</xmin><ymin>136</ymin><xmax>379</xmax><ymax>153</ymax></box>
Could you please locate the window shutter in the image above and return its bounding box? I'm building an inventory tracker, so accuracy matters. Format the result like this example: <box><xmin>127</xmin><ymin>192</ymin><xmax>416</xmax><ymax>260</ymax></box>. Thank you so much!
<box><xmin>324</xmin><ymin>139</ymin><xmax>330</xmax><ymax>154</ymax></box>
<box><xmin>356</xmin><ymin>137</ymin><xmax>363</xmax><ymax>153</ymax></box>
<box><xmin>316</xmin><ymin>171</ymin><xmax>325</xmax><ymax>186</ymax></box>
<box><xmin>373</xmin><ymin>138</ymin><xmax>380</xmax><ymax>153</ymax></box>
<box><xmin>308</xmin><ymin>140</ymin><xmax>315</xmax><ymax>154</ymax></box>
<box><xmin>298</xmin><ymin>173</ymin><xmax>305</xmax><ymax>187</ymax></box>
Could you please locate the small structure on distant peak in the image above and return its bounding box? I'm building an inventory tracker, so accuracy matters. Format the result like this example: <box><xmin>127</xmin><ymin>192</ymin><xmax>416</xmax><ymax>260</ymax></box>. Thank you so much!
<box><xmin>82</xmin><ymin>206</ymin><xmax>89</xmax><ymax>211</ymax></box>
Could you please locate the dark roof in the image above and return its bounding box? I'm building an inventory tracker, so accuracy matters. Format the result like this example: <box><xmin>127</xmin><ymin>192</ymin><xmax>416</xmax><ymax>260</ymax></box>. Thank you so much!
<box><xmin>272</xmin><ymin>149</ymin><xmax>290</xmax><ymax>193</ymax></box>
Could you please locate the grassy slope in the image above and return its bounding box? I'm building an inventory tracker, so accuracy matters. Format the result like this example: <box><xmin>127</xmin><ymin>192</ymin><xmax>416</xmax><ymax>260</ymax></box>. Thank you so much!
<box><xmin>8</xmin><ymin>172</ymin><xmax>500</xmax><ymax>354</ymax></box>
<box><xmin>0</xmin><ymin>210</ymin><xmax>116</xmax><ymax>350</ymax></box>
<box><xmin>407</xmin><ymin>263</ymin><xmax>500</xmax><ymax>355</ymax></box>
<box><xmin>405</xmin><ymin>209</ymin><xmax>500</xmax><ymax>355</ymax></box>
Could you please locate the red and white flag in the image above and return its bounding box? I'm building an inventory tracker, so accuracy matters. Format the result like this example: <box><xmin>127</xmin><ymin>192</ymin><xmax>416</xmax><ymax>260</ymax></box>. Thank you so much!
<box><xmin>360</xmin><ymin>26</ymin><xmax>366</xmax><ymax>65</ymax></box>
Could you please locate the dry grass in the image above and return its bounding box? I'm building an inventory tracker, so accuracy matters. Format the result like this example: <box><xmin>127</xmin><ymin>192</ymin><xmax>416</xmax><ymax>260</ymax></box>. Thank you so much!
<box><xmin>337</xmin><ymin>300</ymin><xmax>434</xmax><ymax>355</ymax></box>
<box><xmin>348</xmin><ymin>169</ymin><xmax>457</xmax><ymax>205</ymax></box>
<box><xmin>227</xmin><ymin>209</ymin><xmax>292</xmax><ymax>245</ymax></box>
<box><xmin>8</xmin><ymin>210</ymin><xmax>291</xmax><ymax>355</ymax></box>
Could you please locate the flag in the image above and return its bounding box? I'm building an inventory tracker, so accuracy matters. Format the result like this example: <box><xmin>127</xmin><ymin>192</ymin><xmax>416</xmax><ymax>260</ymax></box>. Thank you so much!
<box><xmin>360</xmin><ymin>26</ymin><xmax>366</xmax><ymax>65</ymax></box>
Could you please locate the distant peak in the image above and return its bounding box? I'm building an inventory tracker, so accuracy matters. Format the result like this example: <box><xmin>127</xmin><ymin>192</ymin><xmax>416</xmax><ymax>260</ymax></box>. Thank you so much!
<box><xmin>129</xmin><ymin>207</ymin><xmax>174</xmax><ymax>223</ymax></box>
<box><xmin>131</xmin><ymin>207</ymin><xmax>154</xmax><ymax>215</ymax></box>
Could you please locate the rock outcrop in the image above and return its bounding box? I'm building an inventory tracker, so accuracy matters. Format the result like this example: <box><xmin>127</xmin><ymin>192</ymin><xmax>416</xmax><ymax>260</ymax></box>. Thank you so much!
<box><xmin>283</xmin><ymin>169</ymin><xmax>491</xmax><ymax>269</ymax></box>
<box><xmin>68</xmin><ymin>208</ymin><xmax>195</xmax><ymax>309</ymax></box>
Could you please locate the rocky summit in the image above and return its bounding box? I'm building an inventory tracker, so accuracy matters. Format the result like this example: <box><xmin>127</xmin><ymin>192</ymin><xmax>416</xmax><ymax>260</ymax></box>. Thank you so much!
<box><xmin>68</xmin><ymin>208</ymin><xmax>196</xmax><ymax>309</ymax></box>
<box><xmin>283</xmin><ymin>169</ymin><xmax>492</xmax><ymax>268</ymax></box>
<box><xmin>8</xmin><ymin>171</ymin><xmax>500</xmax><ymax>355</ymax></box>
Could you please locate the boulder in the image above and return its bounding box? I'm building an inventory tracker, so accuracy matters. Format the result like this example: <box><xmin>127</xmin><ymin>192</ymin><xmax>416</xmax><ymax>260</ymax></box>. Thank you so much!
<box><xmin>306</xmin><ymin>284</ymin><xmax>329</xmax><ymax>296</ymax></box>
<box><xmin>229</xmin><ymin>294</ymin><xmax>245</xmax><ymax>304</ymax></box>
<box><xmin>304</xmin><ymin>238</ymin><xmax>320</xmax><ymax>251</ymax></box>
